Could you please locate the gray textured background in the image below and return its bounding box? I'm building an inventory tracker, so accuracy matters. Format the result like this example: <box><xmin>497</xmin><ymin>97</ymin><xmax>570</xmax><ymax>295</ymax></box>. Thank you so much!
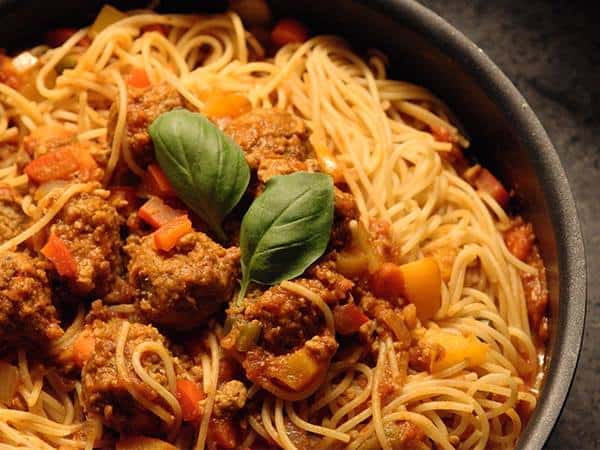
<box><xmin>418</xmin><ymin>1</ymin><xmax>599</xmax><ymax>448</ymax></box>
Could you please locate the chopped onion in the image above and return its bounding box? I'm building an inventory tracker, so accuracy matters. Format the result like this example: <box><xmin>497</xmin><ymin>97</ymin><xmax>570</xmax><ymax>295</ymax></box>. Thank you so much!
<box><xmin>11</xmin><ymin>51</ymin><xmax>39</xmax><ymax>74</ymax></box>
<box><xmin>0</xmin><ymin>362</ymin><xmax>19</xmax><ymax>403</ymax></box>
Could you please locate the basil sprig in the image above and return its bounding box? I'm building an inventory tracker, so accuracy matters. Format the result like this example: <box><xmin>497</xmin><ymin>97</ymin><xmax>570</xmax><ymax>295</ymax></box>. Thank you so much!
<box><xmin>238</xmin><ymin>172</ymin><xmax>334</xmax><ymax>301</ymax></box>
<box><xmin>149</xmin><ymin>109</ymin><xmax>250</xmax><ymax>242</ymax></box>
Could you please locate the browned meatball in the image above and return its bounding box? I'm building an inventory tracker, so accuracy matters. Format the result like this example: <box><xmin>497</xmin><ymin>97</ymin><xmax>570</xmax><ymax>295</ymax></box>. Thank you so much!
<box><xmin>50</xmin><ymin>192</ymin><xmax>125</xmax><ymax>298</ymax></box>
<box><xmin>81</xmin><ymin>319</ymin><xmax>174</xmax><ymax>435</ymax></box>
<box><xmin>0</xmin><ymin>252</ymin><xmax>63</xmax><ymax>349</ymax></box>
<box><xmin>0</xmin><ymin>186</ymin><xmax>27</xmax><ymax>243</ymax></box>
<box><xmin>224</xmin><ymin>109</ymin><xmax>319</xmax><ymax>185</ymax></box>
<box><xmin>244</xmin><ymin>285</ymin><xmax>323</xmax><ymax>356</ymax></box>
<box><xmin>242</xmin><ymin>263</ymin><xmax>351</xmax><ymax>356</ymax></box>
<box><xmin>107</xmin><ymin>82</ymin><xmax>184</xmax><ymax>167</ymax></box>
<box><xmin>125</xmin><ymin>231</ymin><xmax>240</xmax><ymax>329</ymax></box>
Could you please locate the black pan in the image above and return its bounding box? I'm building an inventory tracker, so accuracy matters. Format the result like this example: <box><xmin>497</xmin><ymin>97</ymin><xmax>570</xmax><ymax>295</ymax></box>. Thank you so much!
<box><xmin>0</xmin><ymin>1</ymin><xmax>586</xmax><ymax>449</ymax></box>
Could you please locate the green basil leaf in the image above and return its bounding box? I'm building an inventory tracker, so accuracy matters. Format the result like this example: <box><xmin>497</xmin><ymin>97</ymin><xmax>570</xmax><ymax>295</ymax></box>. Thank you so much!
<box><xmin>238</xmin><ymin>172</ymin><xmax>334</xmax><ymax>300</ymax></box>
<box><xmin>149</xmin><ymin>109</ymin><xmax>250</xmax><ymax>242</ymax></box>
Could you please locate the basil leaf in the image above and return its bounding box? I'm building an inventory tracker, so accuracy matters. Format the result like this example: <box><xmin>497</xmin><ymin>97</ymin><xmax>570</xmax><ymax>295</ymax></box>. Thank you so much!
<box><xmin>149</xmin><ymin>109</ymin><xmax>250</xmax><ymax>242</ymax></box>
<box><xmin>239</xmin><ymin>172</ymin><xmax>334</xmax><ymax>300</ymax></box>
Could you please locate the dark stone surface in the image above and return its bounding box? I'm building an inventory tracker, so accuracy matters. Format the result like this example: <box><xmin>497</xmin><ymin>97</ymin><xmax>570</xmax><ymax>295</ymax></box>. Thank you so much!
<box><xmin>418</xmin><ymin>0</ymin><xmax>599</xmax><ymax>448</ymax></box>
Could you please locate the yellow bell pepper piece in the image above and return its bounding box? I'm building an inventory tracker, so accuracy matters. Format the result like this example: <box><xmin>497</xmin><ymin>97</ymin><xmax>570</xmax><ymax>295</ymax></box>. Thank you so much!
<box><xmin>90</xmin><ymin>5</ymin><xmax>126</xmax><ymax>36</ymax></box>
<box><xmin>423</xmin><ymin>329</ymin><xmax>489</xmax><ymax>372</ymax></box>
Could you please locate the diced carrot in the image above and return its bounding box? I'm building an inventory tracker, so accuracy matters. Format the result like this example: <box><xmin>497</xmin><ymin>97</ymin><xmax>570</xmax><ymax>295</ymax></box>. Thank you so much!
<box><xmin>127</xmin><ymin>67</ymin><xmax>151</xmax><ymax>89</ymax></box>
<box><xmin>71</xmin><ymin>331</ymin><xmax>95</xmax><ymax>367</ymax></box>
<box><xmin>469</xmin><ymin>166</ymin><xmax>509</xmax><ymax>209</ymax></box>
<box><xmin>203</xmin><ymin>92</ymin><xmax>252</xmax><ymax>119</ymax></box>
<box><xmin>138</xmin><ymin>197</ymin><xmax>185</xmax><ymax>229</ymax></box>
<box><xmin>25</xmin><ymin>147</ymin><xmax>80</xmax><ymax>183</ymax></box>
<box><xmin>140</xmin><ymin>23</ymin><xmax>169</xmax><ymax>36</ymax></box>
<box><xmin>207</xmin><ymin>417</ymin><xmax>238</xmax><ymax>449</ymax></box>
<box><xmin>153</xmin><ymin>215</ymin><xmax>192</xmax><ymax>251</ymax></box>
<box><xmin>271</xmin><ymin>18</ymin><xmax>309</xmax><ymax>47</ymax></box>
<box><xmin>369</xmin><ymin>262</ymin><xmax>405</xmax><ymax>299</ymax></box>
<box><xmin>41</xmin><ymin>233</ymin><xmax>77</xmax><ymax>278</ymax></box>
<box><xmin>45</xmin><ymin>28</ymin><xmax>78</xmax><ymax>47</ymax></box>
<box><xmin>333</xmin><ymin>303</ymin><xmax>369</xmax><ymax>335</ymax></box>
<box><xmin>143</xmin><ymin>164</ymin><xmax>175</xmax><ymax>198</ymax></box>
<box><xmin>175</xmin><ymin>379</ymin><xmax>205</xmax><ymax>422</ymax></box>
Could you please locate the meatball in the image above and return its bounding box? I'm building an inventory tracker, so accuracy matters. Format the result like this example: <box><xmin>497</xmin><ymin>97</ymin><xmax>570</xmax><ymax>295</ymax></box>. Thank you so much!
<box><xmin>230</xmin><ymin>273</ymin><xmax>344</xmax><ymax>399</ymax></box>
<box><xmin>81</xmin><ymin>319</ymin><xmax>174</xmax><ymax>435</ymax></box>
<box><xmin>224</xmin><ymin>109</ymin><xmax>320</xmax><ymax>185</ymax></box>
<box><xmin>125</xmin><ymin>231</ymin><xmax>240</xmax><ymax>329</ymax></box>
<box><xmin>0</xmin><ymin>252</ymin><xmax>63</xmax><ymax>349</ymax></box>
<box><xmin>0</xmin><ymin>185</ymin><xmax>27</xmax><ymax>243</ymax></box>
<box><xmin>107</xmin><ymin>82</ymin><xmax>184</xmax><ymax>166</ymax></box>
<box><xmin>50</xmin><ymin>192</ymin><xmax>125</xmax><ymax>298</ymax></box>
<box><xmin>243</xmin><ymin>285</ymin><xmax>323</xmax><ymax>356</ymax></box>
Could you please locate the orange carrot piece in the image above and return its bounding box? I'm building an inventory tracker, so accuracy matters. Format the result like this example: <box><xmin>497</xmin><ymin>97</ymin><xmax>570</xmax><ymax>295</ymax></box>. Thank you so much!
<box><xmin>71</xmin><ymin>331</ymin><xmax>95</xmax><ymax>367</ymax></box>
<box><xmin>153</xmin><ymin>215</ymin><xmax>192</xmax><ymax>251</ymax></box>
<box><xmin>127</xmin><ymin>67</ymin><xmax>151</xmax><ymax>89</ymax></box>
<box><xmin>271</xmin><ymin>18</ymin><xmax>309</xmax><ymax>47</ymax></box>
<box><xmin>203</xmin><ymin>92</ymin><xmax>251</xmax><ymax>119</ymax></box>
<box><xmin>25</xmin><ymin>147</ymin><xmax>80</xmax><ymax>183</ymax></box>
<box><xmin>138</xmin><ymin>197</ymin><xmax>184</xmax><ymax>229</ymax></box>
<box><xmin>176</xmin><ymin>379</ymin><xmax>205</xmax><ymax>422</ymax></box>
<box><xmin>143</xmin><ymin>164</ymin><xmax>175</xmax><ymax>198</ymax></box>
<box><xmin>41</xmin><ymin>233</ymin><xmax>77</xmax><ymax>278</ymax></box>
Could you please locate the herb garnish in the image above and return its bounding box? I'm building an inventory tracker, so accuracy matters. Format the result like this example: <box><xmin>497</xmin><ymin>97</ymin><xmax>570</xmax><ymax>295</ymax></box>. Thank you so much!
<box><xmin>238</xmin><ymin>172</ymin><xmax>334</xmax><ymax>301</ymax></box>
<box><xmin>149</xmin><ymin>109</ymin><xmax>250</xmax><ymax>242</ymax></box>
